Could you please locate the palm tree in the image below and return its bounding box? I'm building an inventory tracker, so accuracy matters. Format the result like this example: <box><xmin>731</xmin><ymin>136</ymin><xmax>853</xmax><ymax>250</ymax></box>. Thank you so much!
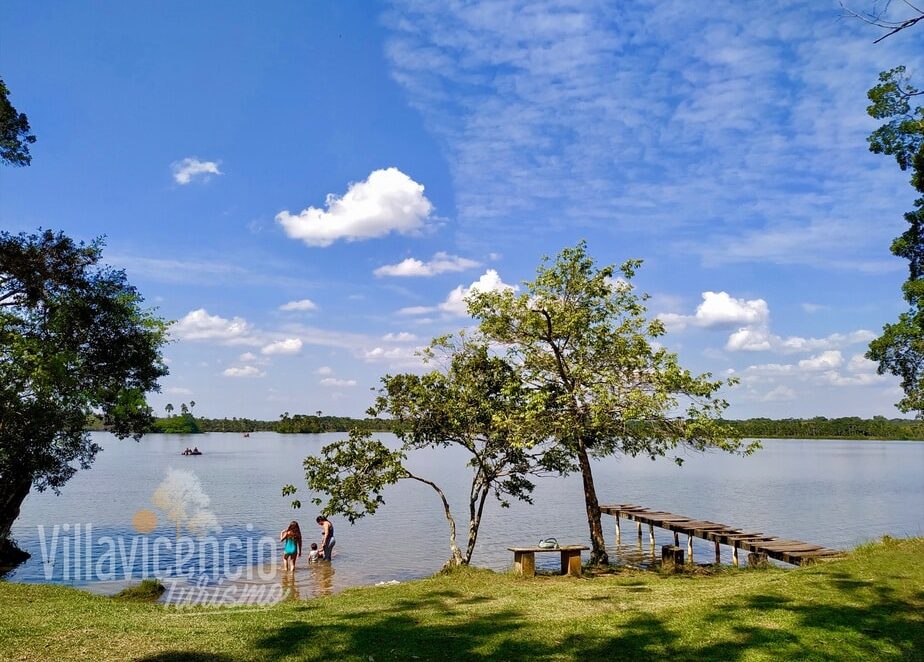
<box><xmin>165</xmin><ymin>403</ymin><xmax>174</xmax><ymax>417</ymax></box>
<box><xmin>189</xmin><ymin>400</ymin><xmax>196</xmax><ymax>411</ymax></box>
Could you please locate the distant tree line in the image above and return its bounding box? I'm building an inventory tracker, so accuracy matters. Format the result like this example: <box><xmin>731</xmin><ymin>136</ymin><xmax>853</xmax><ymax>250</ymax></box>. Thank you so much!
<box><xmin>190</xmin><ymin>414</ymin><xmax>395</xmax><ymax>434</ymax></box>
<box><xmin>722</xmin><ymin>417</ymin><xmax>924</xmax><ymax>441</ymax></box>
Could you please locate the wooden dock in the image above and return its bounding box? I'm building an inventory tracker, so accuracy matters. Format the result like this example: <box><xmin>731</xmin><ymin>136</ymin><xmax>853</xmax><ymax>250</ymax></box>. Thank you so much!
<box><xmin>600</xmin><ymin>503</ymin><xmax>844</xmax><ymax>567</ymax></box>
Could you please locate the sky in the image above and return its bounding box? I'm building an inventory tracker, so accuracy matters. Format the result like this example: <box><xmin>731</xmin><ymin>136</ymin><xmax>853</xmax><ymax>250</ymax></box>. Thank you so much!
<box><xmin>2</xmin><ymin>1</ymin><xmax>923</xmax><ymax>420</ymax></box>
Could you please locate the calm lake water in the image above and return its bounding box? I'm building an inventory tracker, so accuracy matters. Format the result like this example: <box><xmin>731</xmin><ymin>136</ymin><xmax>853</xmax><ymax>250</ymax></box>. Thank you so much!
<box><xmin>8</xmin><ymin>432</ymin><xmax>924</xmax><ymax>602</ymax></box>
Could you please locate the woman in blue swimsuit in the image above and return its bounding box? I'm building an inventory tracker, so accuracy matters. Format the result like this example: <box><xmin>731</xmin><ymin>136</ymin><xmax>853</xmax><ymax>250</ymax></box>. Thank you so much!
<box><xmin>279</xmin><ymin>520</ymin><xmax>302</xmax><ymax>572</ymax></box>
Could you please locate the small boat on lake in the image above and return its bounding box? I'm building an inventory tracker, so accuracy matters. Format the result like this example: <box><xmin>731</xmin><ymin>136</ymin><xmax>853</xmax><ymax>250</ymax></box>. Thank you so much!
<box><xmin>181</xmin><ymin>448</ymin><xmax>203</xmax><ymax>456</ymax></box>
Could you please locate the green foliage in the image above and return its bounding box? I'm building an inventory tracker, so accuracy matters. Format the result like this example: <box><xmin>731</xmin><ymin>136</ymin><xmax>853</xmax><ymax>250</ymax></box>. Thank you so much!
<box><xmin>467</xmin><ymin>242</ymin><xmax>753</xmax><ymax>564</ymax></box>
<box><xmin>723</xmin><ymin>416</ymin><xmax>924</xmax><ymax>440</ymax></box>
<box><xmin>865</xmin><ymin>67</ymin><xmax>924</xmax><ymax>415</ymax></box>
<box><xmin>150</xmin><ymin>413</ymin><xmax>201</xmax><ymax>434</ymax></box>
<box><xmin>0</xmin><ymin>229</ymin><xmax>168</xmax><ymax>542</ymax></box>
<box><xmin>190</xmin><ymin>414</ymin><xmax>393</xmax><ymax>434</ymax></box>
<box><xmin>0</xmin><ymin>78</ymin><xmax>36</xmax><ymax>167</ymax></box>
<box><xmin>299</xmin><ymin>430</ymin><xmax>407</xmax><ymax>522</ymax></box>
<box><xmin>289</xmin><ymin>336</ymin><xmax>549</xmax><ymax>566</ymax></box>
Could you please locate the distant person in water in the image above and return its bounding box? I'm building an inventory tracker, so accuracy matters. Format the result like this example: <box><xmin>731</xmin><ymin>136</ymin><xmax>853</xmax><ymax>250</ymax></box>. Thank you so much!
<box><xmin>317</xmin><ymin>515</ymin><xmax>335</xmax><ymax>561</ymax></box>
<box><xmin>279</xmin><ymin>521</ymin><xmax>302</xmax><ymax>572</ymax></box>
<box><xmin>306</xmin><ymin>542</ymin><xmax>320</xmax><ymax>563</ymax></box>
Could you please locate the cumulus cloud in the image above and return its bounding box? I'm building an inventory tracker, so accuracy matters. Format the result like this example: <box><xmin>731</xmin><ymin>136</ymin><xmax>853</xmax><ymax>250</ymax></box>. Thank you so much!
<box><xmin>660</xmin><ymin>291</ymin><xmax>768</xmax><ymax>331</ymax></box>
<box><xmin>223</xmin><ymin>365</ymin><xmax>264</xmax><ymax>378</ymax></box>
<box><xmin>439</xmin><ymin>270</ymin><xmax>517</xmax><ymax>317</ymax></box>
<box><xmin>276</xmin><ymin>167</ymin><xmax>434</xmax><ymax>247</ymax></box>
<box><xmin>261</xmin><ymin>338</ymin><xmax>303</xmax><ymax>355</ymax></box>
<box><xmin>173</xmin><ymin>309</ymin><xmax>254</xmax><ymax>344</ymax></box>
<box><xmin>172</xmin><ymin>158</ymin><xmax>222</xmax><ymax>184</ymax></box>
<box><xmin>279</xmin><ymin>299</ymin><xmax>318</xmax><ymax>312</ymax></box>
<box><xmin>315</xmin><ymin>366</ymin><xmax>333</xmax><ymax>375</ymax></box>
<box><xmin>320</xmin><ymin>377</ymin><xmax>357</xmax><ymax>387</ymax></box>
<box><xmin>239</xmin><ymin>352</ymin><xmax>258</xmax><ymax>362</ymax></box>
<box><xmin>798</xmin><ymin>351</ymin><xmax>843</xmax><ymax>371</ymax></box>
<box><xmin>374</xmin><ymin>252</ymin><xmax>480</xmax><ymax>277</ymax></box>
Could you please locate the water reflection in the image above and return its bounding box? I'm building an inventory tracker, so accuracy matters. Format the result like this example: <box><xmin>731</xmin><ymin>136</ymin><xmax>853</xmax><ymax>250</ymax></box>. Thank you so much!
<box><xmin>308</xmin><ymin>561</ymin><xmax>335</xmax><ymax>597</ymax></box>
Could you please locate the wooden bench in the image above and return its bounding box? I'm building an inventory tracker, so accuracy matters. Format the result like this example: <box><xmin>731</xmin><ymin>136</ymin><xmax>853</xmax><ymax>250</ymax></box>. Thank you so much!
<box><xmin>508</xmin><ymin>546</ymin><xmax>589</xmax><ymax>577</ymax></box>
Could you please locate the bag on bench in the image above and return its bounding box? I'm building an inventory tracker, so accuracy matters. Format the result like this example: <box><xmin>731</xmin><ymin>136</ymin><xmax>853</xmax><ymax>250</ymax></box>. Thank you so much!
<box><xmin>538</xmin><ymin>537</ymin><xmax>559</xmax><ymax>549</ymax></box>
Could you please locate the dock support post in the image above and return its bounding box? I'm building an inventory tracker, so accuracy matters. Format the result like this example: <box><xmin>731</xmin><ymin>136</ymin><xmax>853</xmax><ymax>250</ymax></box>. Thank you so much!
<box><xmin>687</xmin><ymin>534</ymin><xmax>693</xmax><ymax>564</ymax></box>
<box><xmin>673</xmin><ymin>531</ymin><xmax>679</xmax><ymax>546</ymax></box>
<box><xmin>636</xmin><ymin>521</ymin><xmax>642</xmax><ymax>540</ymax></box>
<box><xmin>732</xmin><ymin>543</ymin><xmax>739</xmax><ymax>567</ymax></box>
<box><xmin>648</xmin><ymin>524</ymin><xmax>655</xmax><ymax>548</ymax></box>
<box><xmin>715</xmin><ymin>540</ymin><xmax>721</xmax><ymax>564</ymax></box>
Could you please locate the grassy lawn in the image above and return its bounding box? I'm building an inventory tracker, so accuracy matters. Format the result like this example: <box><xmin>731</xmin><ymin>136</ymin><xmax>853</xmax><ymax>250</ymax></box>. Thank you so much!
<box><xmin>1</xmin><ymin>537</ymin><xmax>921</xmax><ymax>661</ymax></box>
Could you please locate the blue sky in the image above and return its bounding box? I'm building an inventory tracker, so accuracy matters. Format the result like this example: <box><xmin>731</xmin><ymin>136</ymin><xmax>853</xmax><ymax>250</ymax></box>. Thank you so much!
<box><xmin>2</xmin><ymin>1</ymin><xmax>922</xmax><ymax>419</ymax></box>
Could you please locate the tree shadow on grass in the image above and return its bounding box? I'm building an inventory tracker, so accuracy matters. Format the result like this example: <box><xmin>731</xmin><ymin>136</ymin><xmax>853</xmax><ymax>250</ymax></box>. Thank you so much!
<box><xmin>138</xmin><ymin>562</ymin><xmax>924</xmax><ymax>661</ymax></box>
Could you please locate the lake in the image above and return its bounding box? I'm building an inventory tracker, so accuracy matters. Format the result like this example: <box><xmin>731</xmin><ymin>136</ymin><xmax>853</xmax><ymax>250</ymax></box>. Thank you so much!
<box><xmin>7</xmin><ymin>433</ymin><xmax>924</xmax><ymax>603</ymax></box>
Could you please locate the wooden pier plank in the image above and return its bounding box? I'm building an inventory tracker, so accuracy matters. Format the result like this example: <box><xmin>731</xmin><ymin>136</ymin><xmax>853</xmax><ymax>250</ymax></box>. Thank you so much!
<box><xmin>601</xmin><ymin>503</ymin><xmax>840</xmax><ymax>566</ymax></box>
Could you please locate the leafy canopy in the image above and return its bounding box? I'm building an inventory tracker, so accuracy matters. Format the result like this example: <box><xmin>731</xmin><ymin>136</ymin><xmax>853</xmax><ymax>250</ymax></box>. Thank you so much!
<box><xmin>865</xmin><ymin>67</ymin><xmax>924</xmax><ymax>415</ymax></box>
<box><xmin>0</xmin><ymin>229</ymin><xmax>169</xmax><ymax>494</ymax></box>
<box><xmin>0</xmin><ymin>78</ymin><xmax>36</xmax><ymax>167</ymax></box>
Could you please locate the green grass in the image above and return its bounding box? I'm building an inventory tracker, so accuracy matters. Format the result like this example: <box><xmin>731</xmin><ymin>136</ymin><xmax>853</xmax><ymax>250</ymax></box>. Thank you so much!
<box><xmin>113</xmin><ymin>579</ymin><xmax>166</xmax><ymax>602</ymax></box>
<box><xmin>1</xmin><ymin>537</ymin><xmax>922</xmax><ymax>661</ymax></box>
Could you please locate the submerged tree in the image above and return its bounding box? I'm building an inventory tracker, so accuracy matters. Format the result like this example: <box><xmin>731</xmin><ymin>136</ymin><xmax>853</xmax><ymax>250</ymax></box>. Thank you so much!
<box><xmin>0</xmin><ymin>230</ymin><xmax>169</xmax><ymax>562</ymax></box>
<box><xmin>285</xmin><ymin>337</ymin><xmax>547</xmax><ymax>567</ymax></box>
<box><xmin>468</xmin><ymin>243</ymin><xmax>755</xmax><ymax>565</ymax></box>
<box><xmin>864</xmin><ymin>67</ymin><xmax>924</xmax><ymax>415</ymax></box>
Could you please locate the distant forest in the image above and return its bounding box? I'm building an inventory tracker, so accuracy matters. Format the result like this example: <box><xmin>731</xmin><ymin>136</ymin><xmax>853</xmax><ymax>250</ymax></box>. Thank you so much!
<box><xmin>721</xmin><ymin>417</ymin><xmax>924</xmax><ymax>441</ymax></box>
<box><xmin>87</xmin><ymin>413</ymin><xmax>923</xmax><ymax>440</ymax></box>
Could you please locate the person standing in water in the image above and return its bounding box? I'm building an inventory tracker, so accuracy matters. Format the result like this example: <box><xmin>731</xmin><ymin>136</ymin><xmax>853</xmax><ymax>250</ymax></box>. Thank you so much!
<box><xmin>279</xmin><ymin>521</ymin><xmax>302</xmax><ymax>572</ymax></box>
<box><xmin>316</xmin><ymin>515</ymin><xmax>335</xmax><ymax>560</ymax></box>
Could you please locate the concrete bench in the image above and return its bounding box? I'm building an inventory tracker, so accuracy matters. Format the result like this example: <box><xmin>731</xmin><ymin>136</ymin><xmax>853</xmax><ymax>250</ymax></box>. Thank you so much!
<box><xmin>508</xmin><ymin>545</ymin><xmax>590</xmax><ymax>577</ymax></box>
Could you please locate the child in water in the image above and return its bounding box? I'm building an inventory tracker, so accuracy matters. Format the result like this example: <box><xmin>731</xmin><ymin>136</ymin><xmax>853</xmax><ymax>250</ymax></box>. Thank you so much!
<box><xmin>279</xmin><ymin>521</ymin><xmax>302</xmax><ymax>572</ymax></box>
<box><xmin>306</xmin><ymin>542</ymin><xmax>321</xmax><ymax>563</ymax></box>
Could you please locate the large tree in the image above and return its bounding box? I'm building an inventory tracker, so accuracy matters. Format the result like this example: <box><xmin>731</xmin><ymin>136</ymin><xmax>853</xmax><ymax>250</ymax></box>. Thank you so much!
<box><xmin>285</xmin><ymin>336</ymin><xmax>547</xmax><ymax>567</ymax></box>
<box><xmin>468</xmin><ymin>243</ymin><xmax>754</xmax><ymax>565</ymax></box>
<box><xmin>864</xmin><ymin>67</ymin><xmax>924</xmax><ymax>415</ymax></box>
<box><xmin>0</xmin><ymin>78</ymin><xmax>36</xmax><ymax>166</ymax></box>
<box><xmin>0</xmin><ymin>230</ymin><xmax>169</xmax><ymax>562</ymax></box>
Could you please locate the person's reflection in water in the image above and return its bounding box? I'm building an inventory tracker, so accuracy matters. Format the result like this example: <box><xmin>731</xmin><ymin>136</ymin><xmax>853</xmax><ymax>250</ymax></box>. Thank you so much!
<box><xmin>309</xmin><ymin>559</ymin><xmax>335</xmax><ymax>597</ymax></box>
<box><xmin>280</xmin><ymin>569</ymin><xmax>300</xmax><ymax>601</ymax></box>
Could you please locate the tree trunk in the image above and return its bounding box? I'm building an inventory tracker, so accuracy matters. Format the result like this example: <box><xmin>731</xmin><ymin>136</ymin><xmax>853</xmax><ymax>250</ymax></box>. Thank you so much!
<box><xmin>0</xmin><ymin>474</ymin><xmax>33</xmax><ymax>563</ymax></box>
<box><xmin>464</xmin><ymin>478</ymin><xmax>491</xmax><ymax>563</ymax></box>
<box><xmin>575</xmin><ymin>439</ymin><xmax>608</xmax><ymax>566</ymax></box>
<box><xmin>407</xmin><ymin>473</ymin><xmax>465</xmax><ymax>566</ymax></box>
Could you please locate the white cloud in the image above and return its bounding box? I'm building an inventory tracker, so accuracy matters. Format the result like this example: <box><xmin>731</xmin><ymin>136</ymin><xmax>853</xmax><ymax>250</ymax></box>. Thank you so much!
<box><xmin>798</xmin><ymin>351</ymin><xmax>843</xmax><ymax>371</ymax></box>
<box><xmin>320</xmin><ymin>377</ymin><xmax>357</xmax><ymax>387</ymax></box>
<box><xmin>315</xmin><ymin>366</ymin><xmax>333</xmax><ymax>376</ymax></box>
<box><xmin>165</xmin><ymin>387</ymin><xmax>193</xmax><ymax>396</ymax></box>
<box><xmin>239</xmin><ymin>352</ymin><xmax>258</xmax><ymax>362</ymax></box>
<box><xmin>276</xmin><ymin>167</ymin><xmax>434</xmax><ymax>247</ymax></box>
<box><xmin>172</xmin><ymin>157</ymin><xmax>222</xmax><ymax>185</ymax></box>
<box><xmin>398</xmin><ymin>305</ymin><xmax>437</xmax><ymax>316</ymax></box>
<box><xmin>279</xmin><ymin>299</ymin><xmax>318</xmax><ymax>312</ymax></box>
<box><xmin>261</xmin><ymin>338</ymin><xmax>303</xmax><ymax>355</ymax></box>
<box><xmin>661</xmin><ymin>291</ymin><xmax>768</xmax><ymax>331</ymax></box>
<box><xmin>439</xmin><ymin>270</ymin><xmax>517</xmax><ymax>317</ymax></box>
<box><xmin>173</xmin><ymin>309</ymin><xmax>254</xmax><ymax>344</ymax></box>
<box><xmin>847</xmin><ymin>353</ymin><xmax>879</xmax><ymax>374</ymax></box>
<box><xmin>222</xmin><ymin>365</ymin><xmax>264</xmax><ymax>378</ymax></box>
<box><xmin>382</xmin><ymin>332</ymin><xmax>418</xmax><ymax>342</ymax></box>
<box><xmin>726</xmin><ymin>326</ymin><xmax>774</xmax><ymax>352</ymax></box>
<box><xmin>374</xmin><ymin>252</ymin><xmax>480</xmax><ymax>277</ymax></box>
<box><xmin>801</xmin><ymin>303</ymin><xmax>828</xmax><ymax>314</ymax></box>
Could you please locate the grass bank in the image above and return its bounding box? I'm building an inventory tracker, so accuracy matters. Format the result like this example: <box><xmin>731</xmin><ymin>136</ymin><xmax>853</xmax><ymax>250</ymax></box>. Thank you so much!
<box><xmin>1</xmin><ymin>538</ymin><xmax>921</xmax><ymax>661</ymax></box>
